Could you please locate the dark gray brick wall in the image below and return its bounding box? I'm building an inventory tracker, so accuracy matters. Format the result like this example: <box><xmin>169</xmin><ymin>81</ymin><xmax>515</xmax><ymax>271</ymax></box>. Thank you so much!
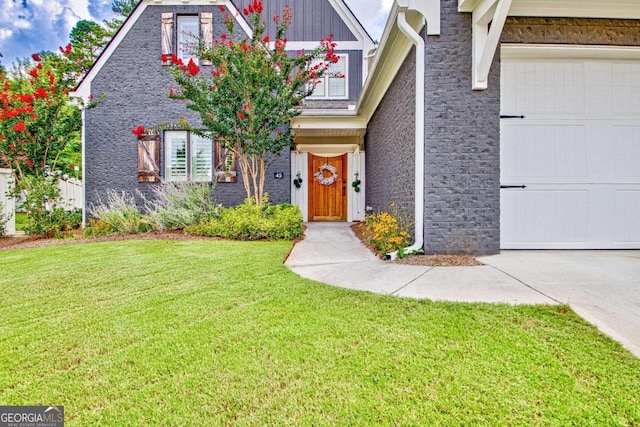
<box><xmin>423</xmin><ymin>1</ymin><xmax>501</xmax><ymax>255</ymax></box>
<box><xmin>502</xmin><ymin>17</ymin><xmax>640</xmax><ymax>45</ymax></box>
<box><xmin>366</xmin><ymin>1</ymin><xmax>501</xmax><ymax>255</ymax></box>
<box><xmin>85</xmin><ymin>5</ymin><xmax>290</xmax><ymax>211</ymax></box>
<box><xmin>365</xmin><ymin>48</ymin><xmax>416</xmax><ymax>230</ymax></box>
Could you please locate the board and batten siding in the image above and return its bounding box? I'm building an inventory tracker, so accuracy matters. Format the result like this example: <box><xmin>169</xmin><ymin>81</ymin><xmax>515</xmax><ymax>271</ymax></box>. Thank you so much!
<box><xmin>233</xmin><ymin>0</ymin><xmax>358</xmax><ymax>41</ymax></box>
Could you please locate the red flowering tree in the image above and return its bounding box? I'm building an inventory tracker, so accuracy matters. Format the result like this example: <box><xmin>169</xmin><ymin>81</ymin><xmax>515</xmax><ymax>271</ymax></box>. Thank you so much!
<box><xmin>167</xmin><ymin>1</ymin><xmax>340</xmax><ymax>205</ymax></box>
<box><xmin>0</xmin><ymin>50</ymin><xmax>82</xmax><ymax>183</ymax></box>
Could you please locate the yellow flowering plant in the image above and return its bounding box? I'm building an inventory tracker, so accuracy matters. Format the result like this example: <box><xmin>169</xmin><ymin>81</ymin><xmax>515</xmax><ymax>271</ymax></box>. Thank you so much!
<box><xmin>361</xmin><ymin>203</ymin><xmax>411</xmax><ymax>255</ymax></box>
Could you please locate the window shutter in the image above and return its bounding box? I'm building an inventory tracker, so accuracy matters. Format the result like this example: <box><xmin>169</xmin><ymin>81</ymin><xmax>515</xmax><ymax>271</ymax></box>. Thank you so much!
<box><xmin>200</xmin><ymin>12</ymin><xmax>213</xmax><ymax>66</ymax></box>
<box><xmin>138</xmin><ymin>135</ymin><xmax>161</xmax><ymax>182</ymax></box>
<box><xmin>161</xmin><ymin>13</ymin><xmax>173</xmax><ymax>65</ymax></box>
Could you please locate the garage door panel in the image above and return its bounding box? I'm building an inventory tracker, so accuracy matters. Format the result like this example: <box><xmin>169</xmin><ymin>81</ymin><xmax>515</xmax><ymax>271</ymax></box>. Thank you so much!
<box><xmin>501</xmin><ymin>189</ymin><xmax>589</xmax><ymax>247</ymax></box>
<box><xmin>613</xmin><ymin>125</ymin><xmax>640</xmax><ymax>178</ymax></box>
<box><xmin>614</xmin><ymin>190</ymin><xmax>640</xmax><ymax>244</ymax></box>
<box><xmin>612</xmin><ymin>63</ymin><xmax>640</xmax><ymax>116</ymax></box>
<box><xmin>502</xmin><ymin>61</ymin><xmax>586</xmax><ymax>117</ymax></box>
<box><xmin>501</xmin><ymin>123</ymin><xmax>587</xmax><ymax>181</ymax></box>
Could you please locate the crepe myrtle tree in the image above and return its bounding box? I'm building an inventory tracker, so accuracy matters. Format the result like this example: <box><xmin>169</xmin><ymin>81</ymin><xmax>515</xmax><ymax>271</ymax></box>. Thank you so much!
<box><xmin>0</xmin><ymin>49</ymin><xmax>84</xmax><ymax>183</ymax></box>
<box><xmin>165</xmin><ymin>1</ymin><xmax>340</xmax><ymax>205</ymax></box>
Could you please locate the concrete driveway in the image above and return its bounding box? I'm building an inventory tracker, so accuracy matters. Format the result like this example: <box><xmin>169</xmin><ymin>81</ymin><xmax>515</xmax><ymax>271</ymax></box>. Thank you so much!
<box><xmin>479</xmin><ymin>250</ymin><xmax>640</xmax><ymax>357</ymax></box>
<box><xmin>286</xmin><ymin>222</ymin><xmax>640</xmax><ymax>357</ymax></box>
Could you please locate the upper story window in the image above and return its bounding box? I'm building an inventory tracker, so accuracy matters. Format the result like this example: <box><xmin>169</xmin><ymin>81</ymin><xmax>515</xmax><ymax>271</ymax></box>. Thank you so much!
<box><xmin>164</xmin><ymin>130</ymin><xmax>213</xmax><ymax>182</ymax></box>
<box><xmin>309</xmin><ymin>55</ymin><xmax>348</xmax><ymax>99</ymax></box>
<box><xmin>161</xmin><ymin>12</ymin><xmax>213</xmax><ymax>66</ymax></box>
<box><xmin>177</xmin><ymin>15</ymin><xmax>199</xmax><ymax>63</ymax></box>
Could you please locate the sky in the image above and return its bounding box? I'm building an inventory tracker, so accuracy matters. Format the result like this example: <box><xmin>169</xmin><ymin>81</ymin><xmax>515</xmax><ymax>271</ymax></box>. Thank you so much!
<box><xmin>0</xmin><ymin>0</ymin><xmax>393</xmax><ymax>69</ymax></box>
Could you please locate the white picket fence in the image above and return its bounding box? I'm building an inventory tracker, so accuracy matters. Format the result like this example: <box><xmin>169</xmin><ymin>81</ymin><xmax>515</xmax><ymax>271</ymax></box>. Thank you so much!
<box><xmin>0</xmin><ymin>168</ymin><xmax>15</xmax><ymax>236</ymax></box>
<box><xmin>58</xmin><ymin>178</ymin><xmax>83</xmax><ymax>210</ymax></box>
<box><xmin>0</xmin><ymin>169</ymin><xmax>83</xmax><ymax>236</ymax></box>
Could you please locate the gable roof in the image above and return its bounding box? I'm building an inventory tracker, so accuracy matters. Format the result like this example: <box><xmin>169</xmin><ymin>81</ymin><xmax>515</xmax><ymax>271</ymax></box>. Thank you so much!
<box><xmin>73</xmin><ymin>0</ymin><xmax>374</xmax><ymax>102</ymax></box>
<box><xmin>73</xmin><ymin>0</ymin><xmax>252</xmax><ymax>101</ymax></box>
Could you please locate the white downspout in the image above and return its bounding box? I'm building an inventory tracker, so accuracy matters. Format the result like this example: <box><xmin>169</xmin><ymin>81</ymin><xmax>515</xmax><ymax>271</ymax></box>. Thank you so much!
<box><xmin>387</xmin><ymin>9</ymin><xmax>425</xmax><ymax>259</ymax></box>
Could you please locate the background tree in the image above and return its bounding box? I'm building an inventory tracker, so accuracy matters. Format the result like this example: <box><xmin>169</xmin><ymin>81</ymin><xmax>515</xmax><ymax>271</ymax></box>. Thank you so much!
<box><xmin>67</xmin><ymin>20</ymin><xmax>113</xmax><ymax>78</ymax></box>
<box><xmin>108</xmin><ymin>0</ymin><xmax>139</xmax><ymax>30</ymax></box>
<box><xmin>167</xmin><ymin>1</ymin><xmax>340</xmax><ymax>205</ymax></box>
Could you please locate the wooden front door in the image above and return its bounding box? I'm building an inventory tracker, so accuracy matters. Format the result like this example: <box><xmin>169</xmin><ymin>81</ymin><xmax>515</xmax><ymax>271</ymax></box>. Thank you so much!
<box><xmin>308</xmin><ymin>154</ymin><xmax>347</xmax><ymax>221</ymax></box>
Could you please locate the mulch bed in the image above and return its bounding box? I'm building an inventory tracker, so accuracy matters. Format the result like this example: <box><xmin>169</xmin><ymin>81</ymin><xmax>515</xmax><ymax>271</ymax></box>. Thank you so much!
<box><xmin>350</xmin><ymin>223</ymin><xmax>483</xmax><ymax>267</ymax></box>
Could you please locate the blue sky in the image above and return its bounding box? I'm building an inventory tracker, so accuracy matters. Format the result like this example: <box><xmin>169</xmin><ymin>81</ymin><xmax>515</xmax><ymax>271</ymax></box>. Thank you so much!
<box><xmin>0</xmin><ymin>0</ymin><xmax>391</xmax><ymax>69</ymax></box>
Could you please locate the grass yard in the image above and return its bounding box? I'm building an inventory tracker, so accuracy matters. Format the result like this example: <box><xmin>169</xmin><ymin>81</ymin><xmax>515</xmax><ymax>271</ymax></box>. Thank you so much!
<box><xmin>14</xmin><ymin>212</ymin><xmax>27</xmax><ymax>231</ymax></box>
<box><xmin>0</xmin><ymin>240</ymin><xmax>639</xmax><ymax>426</ymax></box>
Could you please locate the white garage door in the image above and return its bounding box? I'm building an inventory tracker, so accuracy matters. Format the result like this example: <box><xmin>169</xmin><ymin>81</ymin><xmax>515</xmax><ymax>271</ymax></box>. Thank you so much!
<box><xmin>500</xmin><ymin>46</ymin><xmax>640</xmax><ymax>249</ymax></box>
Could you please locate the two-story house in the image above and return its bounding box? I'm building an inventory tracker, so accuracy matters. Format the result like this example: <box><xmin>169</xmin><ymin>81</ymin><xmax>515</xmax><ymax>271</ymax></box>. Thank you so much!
<box><xmin>75</xmin><ymin>0</ymin><xmax>640</xmax><ymax>255</ymax></box>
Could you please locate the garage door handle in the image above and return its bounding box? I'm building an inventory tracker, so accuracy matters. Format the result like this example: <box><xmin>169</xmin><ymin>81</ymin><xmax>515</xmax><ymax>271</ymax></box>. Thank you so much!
<box><xmin>500</xmin><ymin>185</ymin><xmax>527</xmax><ymax>189</ymax></box>
<box><xmin>500</xmin><ymin>115</ymin><xmax>525</xmax><ymax>119</ymax></box>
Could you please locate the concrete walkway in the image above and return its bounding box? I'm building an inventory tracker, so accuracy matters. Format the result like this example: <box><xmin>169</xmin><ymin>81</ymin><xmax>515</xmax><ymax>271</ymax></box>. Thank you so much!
<box><xmin>285</xmin><ymin>222</ymin><xmax>640</xmax><ymax>357</ymax></box>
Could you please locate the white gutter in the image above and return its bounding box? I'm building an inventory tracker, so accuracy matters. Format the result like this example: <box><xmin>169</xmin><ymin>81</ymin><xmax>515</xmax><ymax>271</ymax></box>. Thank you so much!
<box><xmin>387</xmin><ymin>6</ymin><xmax>426</xmax><ymax>259</ymax></box>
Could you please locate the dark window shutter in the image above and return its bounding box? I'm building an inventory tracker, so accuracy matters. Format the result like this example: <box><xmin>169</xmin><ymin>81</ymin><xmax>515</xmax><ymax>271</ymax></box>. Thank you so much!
<box><xmin>138</xmin><ymin>135</ymin><xmax>161</xmax><ymax>182</ymax></box>
<box><xmin>200</xmin><ymin>12</ymin><xmax>213</xmax><ymax>66</ymax></box>
<box><xmin>161</xmin><ymin>13</ymin><xmax>173</xmax><ymax>65</ymax></box>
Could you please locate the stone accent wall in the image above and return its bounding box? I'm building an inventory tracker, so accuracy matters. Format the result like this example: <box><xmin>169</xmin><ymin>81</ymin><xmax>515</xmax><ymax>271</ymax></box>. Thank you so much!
<box><xmin>502</xmin><ymin>17</ymin><xmax>640</xmax><ymax>45</ymax></box>
<box><xmin>365</xmin><ymin>48</ymin><xmax>416</xmax><ymax>227</ymax></box>
<box><xmin>85</xmin><ymin>5</ymin><xmax>290</xmax><ymax>211</ymax></box>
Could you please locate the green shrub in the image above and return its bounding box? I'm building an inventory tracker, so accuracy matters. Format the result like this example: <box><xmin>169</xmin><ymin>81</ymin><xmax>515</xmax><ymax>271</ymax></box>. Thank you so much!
<box><xmin>19</xmin><ymin>176</ymin><xmax>82</xmax><ymax>238</ymax></box>
<box><xmin>186</xmin><ymin>197</ymin><xmax>302</xmax><ymax>241</ymax></box>
<box><xmin>143</xmin><ymin>182</ymin><xmax>218</xmax><ymax>231</ymax></box>
<box><xmin>84</xmin><ymin>218</ymin><xmax>117</xmax><ymax>237</ymax></box>
<box><xmin>89</xmin><ymin>190</ymin><xmax>151</xmax><ymax>234</ymax></box>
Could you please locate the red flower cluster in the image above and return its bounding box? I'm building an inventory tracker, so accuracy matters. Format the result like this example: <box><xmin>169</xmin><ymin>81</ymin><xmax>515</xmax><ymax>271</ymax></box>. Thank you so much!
<box><xmin>187</xmin><ymin>58</ymin><xmax>200</xmax><ymax>76</ymax></box>
<box><xmin>243</xmin><ymin>0</ymin><xmax>263</xmax><ymax>15</ymax></box>
<box><xmin>131</xmin><ymin>125</ymin><xmax>146</xmax><ymax>138</ymax></box>
<box><xmin>32</xmin><ymin>53</ymin><xmax>41</xmax><ymax>62</ymax></box>
<box><xmin>12</xmin><ymin>122</ymin><xmax>25</xmax><ymax>132</ymax></box>
<box><xmin>321</xmin><ymin>34</ymin><xmax>340</xmax><ymax>64</ymax></box>
<box><xmin>59</xmin><ymin>44</ymin><xmax>72</xmax><ymax>55</ymax></box>
<box><xmin>165</xmin><ymin>54</ymin><xmax>200</xmax><ymax>76</ymax></box>
<box><xmin>34</xmin><ymin>87</ymin><xmax>48</xmax><ymax>99</ymax></box>
<box><xmin>274</xmin><ymin>37</ymin><xmax>287</xmax><ymax>52</ymax></box>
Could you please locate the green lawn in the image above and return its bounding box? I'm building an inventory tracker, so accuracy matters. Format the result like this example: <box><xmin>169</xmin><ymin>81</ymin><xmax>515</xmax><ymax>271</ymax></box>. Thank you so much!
<box><xmin>14</xmin><ymin>212</ymin><xmax>27</xmax><ymax>231</ymax></box>
<box><xmin>0</xmin><ymin>240</ymin><xmax>639</xmax><ymax>426</ymax></box>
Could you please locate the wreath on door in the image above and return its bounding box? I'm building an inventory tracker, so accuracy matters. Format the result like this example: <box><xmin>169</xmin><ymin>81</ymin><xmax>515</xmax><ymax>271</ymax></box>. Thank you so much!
<box><xmin>314</xmin><ymin>163</ymin><xmax>339</xmax><ymax>186</ymax></box>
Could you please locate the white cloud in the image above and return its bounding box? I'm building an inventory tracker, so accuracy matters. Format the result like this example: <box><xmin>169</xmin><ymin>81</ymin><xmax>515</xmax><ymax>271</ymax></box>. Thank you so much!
<box><xmin>0</xmin><ymin>0</ymin><xmax>114</xmax><ymax>67</ymax></box>
<box><xmin>344</xmin><ymin>0</ymin><xmax>392</xmax><ymax>41</ymax></box>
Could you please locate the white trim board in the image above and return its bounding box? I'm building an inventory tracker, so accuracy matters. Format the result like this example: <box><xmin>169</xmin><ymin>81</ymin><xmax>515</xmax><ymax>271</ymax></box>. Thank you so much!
<box><xmin>502</xmin><ymin>44</ymin><xmax>640</xmax><ymax>60</ymax></box>
<box><xmin>460</xmin><ymin>0</ymin><xmax>640</xmax><ymax>19</ymax></box>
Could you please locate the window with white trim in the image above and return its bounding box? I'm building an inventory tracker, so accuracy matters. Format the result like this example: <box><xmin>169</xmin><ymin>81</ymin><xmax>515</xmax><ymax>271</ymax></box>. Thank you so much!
<box><xmin>176</xmin><ymin>15</ymin><xmax>199</xmax><ymax>63</ymax></box>
<box><xmin>164</xmin><ymin>131</ymin><xmax>213</xmax><ymax>182</ymax></box>
<box><xmin>161</xmin><ymin>12</ymin><xmax>213</xmax><ymax>65</ymax></box>
<box><xmin>309</xmin><ymin>55</ymin><xmax>348</xmax><ymax>99</ymax></box>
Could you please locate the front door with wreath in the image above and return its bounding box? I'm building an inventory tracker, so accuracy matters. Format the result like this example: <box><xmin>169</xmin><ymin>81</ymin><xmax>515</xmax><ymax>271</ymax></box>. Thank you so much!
<box><xmin>308</xmin><ymin>154</ymin><xmax>347</xmax><ymax>221</ymax></box>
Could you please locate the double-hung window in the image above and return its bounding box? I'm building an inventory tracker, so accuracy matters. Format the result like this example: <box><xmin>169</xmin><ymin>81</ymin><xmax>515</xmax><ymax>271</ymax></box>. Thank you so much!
<box><xmin>309</xmin><ymin>55</ymin><xmax>348</xmax><ymax>99</ymax></box>
<box><xmin>164</xmin><ymin>131</ymin><xmax>213</xmax><ymax>182</ymax></box>
<box><xmin>176</xmin><ymin>15</ymin><xmax>199</xmax><ymax>63</ymax></box>
<box><xmin>161</xmin><ymin>12</ymin><xmax>213</xmax><ymax>65</ymax></box>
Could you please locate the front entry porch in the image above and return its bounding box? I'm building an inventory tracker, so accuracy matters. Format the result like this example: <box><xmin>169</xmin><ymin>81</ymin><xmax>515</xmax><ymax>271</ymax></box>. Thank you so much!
<box><xmin>291</xmin><ymin>147</ymin><xmax>366</xmax><ymax>223</ymax></box>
